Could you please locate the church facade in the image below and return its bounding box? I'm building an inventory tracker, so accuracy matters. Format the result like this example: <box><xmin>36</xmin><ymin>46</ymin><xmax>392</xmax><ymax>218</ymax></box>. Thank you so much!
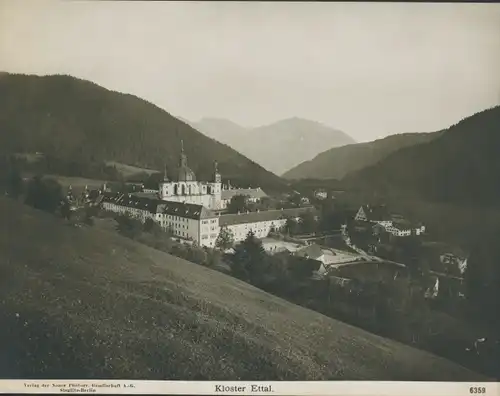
<box><xmin>158</xmin><ymin>141</ymin><xmax>223</xmax><ymax>210</ymax></box>
<box><xmin>97</xmin><ymin>141</ymin><xmax>318</xmax><ymax>247</ymax></box>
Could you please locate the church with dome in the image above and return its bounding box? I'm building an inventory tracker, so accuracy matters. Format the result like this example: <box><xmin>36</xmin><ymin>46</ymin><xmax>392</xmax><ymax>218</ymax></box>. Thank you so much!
<box><xmin>158</xmin><ymin>140</ymin><xmax>223</xmax><ymax>210</ymax></box>
<box><xmin>98</xmin><ymin>140</ymin><xmax>317</xmax><ymax>247</ymax></box>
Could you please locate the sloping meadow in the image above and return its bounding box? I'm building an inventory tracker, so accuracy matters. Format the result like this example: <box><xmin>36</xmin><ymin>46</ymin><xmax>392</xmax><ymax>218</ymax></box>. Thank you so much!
<box><xmin>0</xmin><ymin>198</ymin><xmax>487</xmax><ymax>381</ymax></box>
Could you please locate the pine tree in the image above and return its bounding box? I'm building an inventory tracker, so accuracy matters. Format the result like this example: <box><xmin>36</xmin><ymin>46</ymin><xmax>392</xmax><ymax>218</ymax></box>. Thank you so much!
<box><xmin>215</xmin><ymin>226</ymin><xmax>235</xmax><ymax>251</ymax></box>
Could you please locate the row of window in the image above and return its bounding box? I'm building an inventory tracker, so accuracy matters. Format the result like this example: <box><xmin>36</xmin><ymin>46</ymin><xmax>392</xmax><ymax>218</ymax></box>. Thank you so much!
<box><xmin>162</xmin><ymin>215</ymin><xmax>188</xmax><ymax>222</ymax></box>
<box><xmin>202</xmin><ymin>233</ymin><xmax>221</xmax><ymax>240</ymax></box>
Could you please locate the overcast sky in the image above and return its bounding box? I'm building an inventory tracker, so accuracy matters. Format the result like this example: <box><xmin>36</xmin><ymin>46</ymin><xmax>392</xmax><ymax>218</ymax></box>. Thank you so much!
<box><xmin>1</xmin><ymin>1</ymin><xmax>500</xmax><ymax>142</ymax></box>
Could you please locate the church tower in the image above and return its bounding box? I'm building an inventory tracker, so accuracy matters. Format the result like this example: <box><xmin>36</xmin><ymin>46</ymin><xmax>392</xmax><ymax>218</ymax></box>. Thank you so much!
<box><xmin>210</xmin><ymin>160</ymin><xmax>222</xmax><ymax>209</ymax></box>
<box><xmin>214</xmin><ymin>160</ymin><xmax>221</xmax><ymax>183</ymax></box>
<box><xmin>179</xmin><ymin>140</ymin><xmax>187</xmax><ymax>169</ymax></box>
<box><xmin>163</xmin><ymin>162</ymin><xmax>169</xmax><ymax>182</ymax></box>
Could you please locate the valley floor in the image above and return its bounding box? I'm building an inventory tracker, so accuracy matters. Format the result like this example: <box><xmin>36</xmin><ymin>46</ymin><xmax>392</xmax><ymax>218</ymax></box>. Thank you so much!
<box><xmin>0</xmin><ymin>197</ymin><xmax>489</xmax><ymax>381</ymax></box>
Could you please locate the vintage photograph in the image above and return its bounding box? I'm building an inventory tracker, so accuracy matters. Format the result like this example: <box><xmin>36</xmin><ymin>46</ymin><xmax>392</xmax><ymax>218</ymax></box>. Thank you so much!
<box><xmin>0</xmin><ymin>0</ymin><xmax>499</xmax><ymax>386</ymax></box>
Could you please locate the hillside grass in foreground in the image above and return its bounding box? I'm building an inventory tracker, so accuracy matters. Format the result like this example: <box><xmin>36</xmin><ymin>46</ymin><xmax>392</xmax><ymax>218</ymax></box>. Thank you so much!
<box><xmin>0</xmin><ymin>198</ymin><xmax>488</xmax><ymax>380</ymax></box>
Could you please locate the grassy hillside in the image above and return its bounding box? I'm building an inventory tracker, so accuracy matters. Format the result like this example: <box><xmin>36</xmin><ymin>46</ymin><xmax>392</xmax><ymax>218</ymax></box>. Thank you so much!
<box><xmin>192</xmin><ymin>117</ymin><xmax>355</xmax><ymax>176</ymax></box>
<box><xmin>105</xmin><ymin>161</ymin><xmax>158</xmax><ymax>178</ymax></box>
<box><xmin>283</xmin><ymin>132</ymin><xmax>440</xmax><ymax>180</ymax></box>
<box><xmin>344</xmin><ymin>106</ymin><xmax>500</xmax><ymax>207</ymax></box>
<box><xmin>0</xmin><ymin>73</ymin><xmax>285</xmax><ymax>191</ymax></box>
<box><xmin>0</xmin><ymin>197</ymin><xmax>486</xmax><ymax>380</ymax></box>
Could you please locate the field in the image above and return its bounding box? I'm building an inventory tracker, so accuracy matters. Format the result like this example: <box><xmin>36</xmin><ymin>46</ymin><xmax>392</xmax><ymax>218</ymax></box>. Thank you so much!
<box><xmin>0</xmin><ymin>197</ymin><xmax>488</xmax><ymax>380</ymax></box>
<box><xmin>106</xmin><ymin>161</ymin><xmax>159</xmax><ymax>178</ymax></box>
<box><xmin>23</xmin><ymin>174</ymin><xmax>106</xmax><ymax>190</ymax></box>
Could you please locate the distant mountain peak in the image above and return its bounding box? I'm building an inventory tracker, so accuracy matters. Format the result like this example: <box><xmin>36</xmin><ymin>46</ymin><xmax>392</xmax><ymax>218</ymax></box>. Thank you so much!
<box><xmin>192</xmin><ymin>115</ymin><xmax>355</xmax><ymax>175</ymax></box>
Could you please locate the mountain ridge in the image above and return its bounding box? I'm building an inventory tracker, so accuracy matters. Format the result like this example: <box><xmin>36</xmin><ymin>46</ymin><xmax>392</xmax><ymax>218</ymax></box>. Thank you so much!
<box><xmin>0</xmin><ymin>73</ymin><xmax>286</xmax><ymax>191</ymax></box>
<box><xmin>283</xmin><ymin>131</ymin><xmax>441</xmax><ymax>180</ymax></box>
<box><xmin>190</xmin><ymin>116</ymin><xmax>356</xmax><ymax>175</ymax></box>
<box><xmin>344</xmin><ymin>105</ymin><xmax>500</xmax><ymax>206</ymax></box>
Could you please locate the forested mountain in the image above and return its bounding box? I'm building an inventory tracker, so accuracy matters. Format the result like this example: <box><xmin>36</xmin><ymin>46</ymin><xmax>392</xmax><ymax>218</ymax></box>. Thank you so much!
<box><xmin>191</xmin><ymin>117</ymin><xmax>355</xmax><ymax>176</ymax></box>
<box><xmin>0</xmin><ymin>73</ymin><xmax>286</xmax><ymax>191</ymax></box>
<box><xmin>344</xmin><ymin>106</ymin><xmax>500</xmax><ymax>206</ymax></box>
<box><xmin>283</xmin><ymin>132</ymin><xmax>441</xmax><ymax>180</ymax></box>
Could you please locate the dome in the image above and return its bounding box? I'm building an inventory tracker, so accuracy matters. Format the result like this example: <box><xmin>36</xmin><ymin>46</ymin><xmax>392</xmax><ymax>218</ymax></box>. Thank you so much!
<box><xmin>178</xmin><ymin>165</ymin><xmax>196</xmax><ymax>182</ymax></box>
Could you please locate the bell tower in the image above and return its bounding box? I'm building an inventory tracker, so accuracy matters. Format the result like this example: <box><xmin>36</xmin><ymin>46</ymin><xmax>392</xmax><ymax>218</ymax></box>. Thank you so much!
<box><xmin>163</xmin><ymin>163</ymin><xmax>169</xmax><ymax>182</ymax></box>
<box><xmin>180</xmin><ymin>139</ymin><xmax>187</xmax><ymax>168</ymax></box>
<box><xmin>214</xmin><ymin>160</ymin><xmax>221</xmax><ymax>183</ymax></box>
<box><xmin>210</xmin><ymin>160</ymin><xmax>222</xmax><ymax>209</ymax></box>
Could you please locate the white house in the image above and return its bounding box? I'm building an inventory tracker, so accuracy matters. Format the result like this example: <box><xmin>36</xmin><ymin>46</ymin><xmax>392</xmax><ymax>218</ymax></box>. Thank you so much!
<box><xmin>356</xmin><ymin>204</ymin><xmax>425</xmax><ymax>237</ymax></box>
<box><xmin>314</xmin><ymin>190</ymin><xmax>328</xmax><ymax>200</ymax></box>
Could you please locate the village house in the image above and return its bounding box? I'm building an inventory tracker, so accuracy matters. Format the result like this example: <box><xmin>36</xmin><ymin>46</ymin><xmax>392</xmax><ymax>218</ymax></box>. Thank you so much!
<box><xmin>314</xmin><ymin>190</ymin><xmax>328</xmax><ymax>200</ymax></box>
<box><xmin>355</xmin><ymin>204</ymin><xmax>425</xmax><ymax>237</ymax></box>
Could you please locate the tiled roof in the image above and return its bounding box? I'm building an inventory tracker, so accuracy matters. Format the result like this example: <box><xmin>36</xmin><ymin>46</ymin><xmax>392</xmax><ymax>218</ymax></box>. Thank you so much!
<box><xmin>361</xmin><ymin>204</ymin><xmax>391</xmax><ymax>221</ymax></box>
<box><xmin>294</xmin><ymin>244</ymin><xmax>324</xmax><ymax>260</ymax></box>
<box><xmin>219</xmin><ymin>206</ymin><xmax>317</xmax><ymax>226</ymax></box>
<box><xmin>132</xmin><ymin>192</ymin><xmax>160</xmax><ymax>199</ymax></box>
<box><xmin>100</xmin><ymin>192</ymin><xmax>215</xmax><ymax>220</ymax></box>
<box><xmin>101</xmin><ymin>193</ymin><xmax>162</xmax><ymax>214</ymax></box>
<box><xmin>157</xmin><ymin>201</ymin><xmax>216</xmax><ymax>220</ymax></box>
<box><xmin>391</xmin><ymin>220</ymin><xmax>413</xmax><ymax>231</ymax></box>
<box><xmin>221</xmin><ymin>188</ymin><xmax>268</xmax><ymax>201</ymax></box>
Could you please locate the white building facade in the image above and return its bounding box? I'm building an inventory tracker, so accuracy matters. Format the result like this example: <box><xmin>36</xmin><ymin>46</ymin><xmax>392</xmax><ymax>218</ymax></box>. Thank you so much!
<box><xmin>142</xmin><ymin>142</ymin><xmax>268</xmax><ymax>212</ymax></box>
<box><xmin>157</xmin><ymin>141</ymin><xmax>223</xmax><ymax>210</ymax></box>
<box><xmin>355</xmin><ymin>205</ymin><xmax>425</xmax><ymax>237</ymax></box>
<box><xmin>100</xmin><ymin>192</ymin><xmax>316</xmax><ymax>248</ymax></box>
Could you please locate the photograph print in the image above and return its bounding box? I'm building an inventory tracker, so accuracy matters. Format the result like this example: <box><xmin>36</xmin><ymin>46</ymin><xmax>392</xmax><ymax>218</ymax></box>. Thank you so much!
<box><xmin>0</xmin><ymin>0</ymin><xmax>499</xmax><ymax>387</ymax></box>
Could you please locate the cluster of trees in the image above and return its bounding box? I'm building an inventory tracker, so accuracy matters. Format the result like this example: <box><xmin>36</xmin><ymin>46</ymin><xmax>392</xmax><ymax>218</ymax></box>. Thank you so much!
<box><xmin>284</xmin><ymin>212</ymin><xmax>317</xmax><ymax>236</ymax></box>
<box><xmin>110</xmin><ymin>213</ymin><xmax>223</xmax><ymax>268</ymax></box>
<box><xmin>227</xmin><ymin>231</ymin><xmax>437</xmax><ymax>351</ymax></box>
<box><xmin>214</xmin><ymin>226</ymin><xmax>234</xmax><ymax>251</ymax></box>
<box><xmin>226</xmin><ymin>195</ymin><xmax>276</xmax><ymax>214</ymax></box>
<box><xmin>0</xmin><ymin>158</ymin><xmax>100</xmax><ymax>223</ymax></box>
<box><xmin>226</xmin><ymin>195</ymin><xmax>250</xmax><ymax>214</ymax></box>
<box><xmin>0</xmin><ymin>164</ymin><xmax>70</xmax><ymax>218</ymax></box>
<box><xmin>228</xmin><ymin>230</ymin><xmax>319</xmax><ymax>289</ymax></box>
<box><xmin>23</xmin><ymin>175</ymin><xmax>65</xmax><ymax>214</ymax></box>
<box><xmin>317</xmin><ymin>201</ymin><xmax>354</xmax><ymax>232</ymax></box>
